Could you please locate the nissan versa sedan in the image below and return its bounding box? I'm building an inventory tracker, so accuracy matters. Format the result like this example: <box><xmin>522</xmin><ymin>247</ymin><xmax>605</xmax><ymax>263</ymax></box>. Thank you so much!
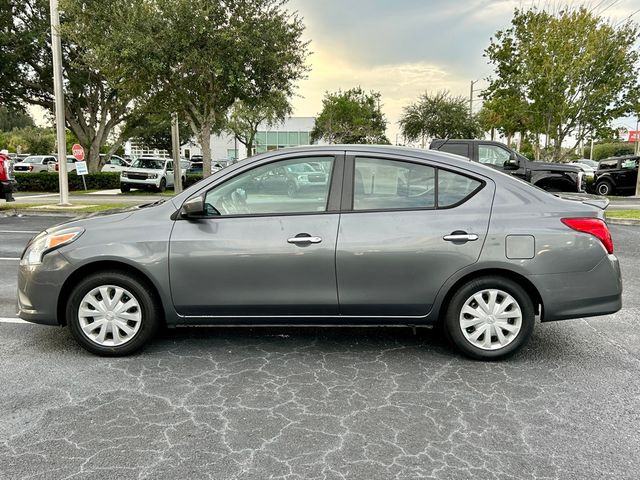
<box><xmin>17</xmin><ymin>145</ymin><xmax>622</xmax><ymax>359</ymax></box>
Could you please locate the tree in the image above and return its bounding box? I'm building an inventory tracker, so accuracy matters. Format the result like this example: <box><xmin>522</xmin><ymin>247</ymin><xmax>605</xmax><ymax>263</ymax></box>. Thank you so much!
<box><xmin>226</xmin><ymin>93</ymin><xmax>292</xmax><ymax>157</ymax></box>
<box><xmin>1</xmin><ymin>1</ymin><xmax>135</xmax><ymax>172</ymax></box>
<box><xmin>485</xmin><ymin>7</ymin><xmax>640</xmax><ymax>161</ymax></box>
<box><xmin>311</xmin><ymin>87</ymin><xmax>389</xmax><ymax>144</ymax></box>
<box><xmin>399</xmin><ymin>91</ymin><xmax>481</xmax><ymax>146</ymax></box>
<box><xmin>121</xmin><ymin>100</ymin><xmax>191</xmax><ymax>153</ymax></box>
<box><xmin>62</xmin><ymin>0</ymin><xmax>309</xmax><ymax>176</ymax></box>
<box><xmin>0</xmin><ymin>107</ymin><xmax>35</xmax><ymax>131</ymax></box>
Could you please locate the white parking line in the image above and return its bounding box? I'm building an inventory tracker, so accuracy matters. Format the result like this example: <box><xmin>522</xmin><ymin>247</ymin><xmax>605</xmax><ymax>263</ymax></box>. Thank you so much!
<box><xmin>0</xmin><ymin>230</ymin><xmax>39</xmax><ymax>234</ymax></box>
<box><xmin>13</xmin><ymin>193</ymin><xmax>58</xmax><ymax>200</ymax></box>
<box><xmin>0</xmin><ymin>257</ymin><xmax>20</xmax><ymax>261</ymax></box>
<box><xmin>0</xmin><ymin>317</ymin><xmax>30</xmax><ymax>325</ymax></box>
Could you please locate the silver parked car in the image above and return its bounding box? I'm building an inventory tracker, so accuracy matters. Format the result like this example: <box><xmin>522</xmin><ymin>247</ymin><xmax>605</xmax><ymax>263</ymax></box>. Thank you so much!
<box><xmin>17</xmin><ymin>146</ymin><xmax>622</xmax><ymax>359</ymax></box>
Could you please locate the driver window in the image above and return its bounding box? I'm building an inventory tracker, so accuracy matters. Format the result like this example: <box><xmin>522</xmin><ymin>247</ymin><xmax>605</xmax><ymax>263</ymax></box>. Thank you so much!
<box><xmin>166</xmin><ymin>161</ymin><xmax>173</xmax><ymax>171</ymax></box>
<box><xmin>204</xmin><ymin>156</ymin><xmax>334</xmax><ymax>216</ymax></box>
<box><xmin>478</xmin><ymin>145</ymin><xmax>511</xmax><ymax>167</ymax></box>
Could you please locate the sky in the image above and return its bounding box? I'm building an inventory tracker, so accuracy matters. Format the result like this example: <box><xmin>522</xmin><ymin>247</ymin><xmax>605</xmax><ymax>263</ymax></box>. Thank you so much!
<box><xmin>287</xmin><ymin>0</ymin><xmax>640</xmax><ymax>142</ymax></box>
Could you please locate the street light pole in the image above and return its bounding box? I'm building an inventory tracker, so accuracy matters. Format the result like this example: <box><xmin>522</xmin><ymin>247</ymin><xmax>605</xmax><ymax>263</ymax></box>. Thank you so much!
<box><xmin>49</xmin><ymin>0</ymin><xmax>70</xmax><ymax>205</ymax></box>
<box><xmin>171</xmin><ymin>112</ymin><xmax>183</xmax><ymax>194</ymax></box>
<box><xmin>469</xmin><ymin>80</ymin><xmax>478</xmax><ymax>118</ymax></box>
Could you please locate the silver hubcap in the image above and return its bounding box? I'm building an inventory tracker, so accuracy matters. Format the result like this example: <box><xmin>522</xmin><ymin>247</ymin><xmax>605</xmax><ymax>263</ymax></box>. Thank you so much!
<box><xmin>78</xmin><ymin>285</ymin><xmax>142</xmax><ymax>347</ymax></box>
<box><xmin>459</xmin><ymin>289</ymin><xmax>522</xmax><ymax>351</ymax></box>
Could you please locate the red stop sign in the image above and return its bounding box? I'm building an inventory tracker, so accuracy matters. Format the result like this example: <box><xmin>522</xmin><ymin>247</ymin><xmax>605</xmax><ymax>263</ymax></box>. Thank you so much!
<box><xmin>72</xmin><ymin>144</ymin><xmax>85</xmax><ymax>161</ymax></box>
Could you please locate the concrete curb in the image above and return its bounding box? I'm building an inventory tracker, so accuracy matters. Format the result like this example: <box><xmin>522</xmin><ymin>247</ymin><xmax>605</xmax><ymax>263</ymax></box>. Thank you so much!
<box><xmin>0</xmin><ymin>209</ymin><xmax>81</xmax><ymax>218</ymax></box>
<box><xmin>606</xmin><ymin>217</ymin><xmax>640</xmax><ymax>226</ymax></box>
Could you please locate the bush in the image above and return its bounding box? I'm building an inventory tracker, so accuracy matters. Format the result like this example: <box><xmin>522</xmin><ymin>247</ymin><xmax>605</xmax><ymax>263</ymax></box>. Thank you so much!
<box><xmin>15</xmin><ymin>172</ymin><xmax>206</xmax><ymax>192</ymax></box>
<box><xmin>582</xmin><ymin>142</ymin><xmax>635</xmax><ymax>161</ymax></box>
<box><xmin>184</xmin><ymin>173</ymin><xmax>204</xmax><ymax>188</ymax></box>
<box><xmin>14</xmin><ymin>172</ymin><xmax>121</xmax><ymax>192</ymax></box>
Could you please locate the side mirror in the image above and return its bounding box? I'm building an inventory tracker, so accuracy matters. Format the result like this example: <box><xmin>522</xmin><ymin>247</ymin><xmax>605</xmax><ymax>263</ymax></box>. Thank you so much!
<box><xmin>181</xmin><ymin>195</ymin><xmax>204</xmax><ymax>218</ymax></box>
<box><xmin>504</xmin><ymin>152</ymin><xmax>520</xmax><ymax>170</ymax></box>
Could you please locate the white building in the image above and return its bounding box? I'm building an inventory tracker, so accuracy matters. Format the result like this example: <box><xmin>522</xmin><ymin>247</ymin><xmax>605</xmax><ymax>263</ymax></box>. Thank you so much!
<box><xmin>181</xmin><ymin>116</ymin><xmax>322</xmax><ymax>162</ymax></box>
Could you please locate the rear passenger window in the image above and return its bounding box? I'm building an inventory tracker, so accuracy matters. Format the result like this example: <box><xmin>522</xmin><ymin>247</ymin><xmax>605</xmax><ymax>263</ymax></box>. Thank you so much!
<box><xmin>438</xmin><ymin>169</ymin><xmax>482</xmax><ymax>207</ymax></box>
<box><xmin>354</xmin><ymin>158</ymin><xmax>435</xmax><ymax>210</ymax></box>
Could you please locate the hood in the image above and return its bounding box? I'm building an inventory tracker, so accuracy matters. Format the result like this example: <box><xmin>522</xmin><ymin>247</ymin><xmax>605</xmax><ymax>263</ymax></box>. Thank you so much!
<box><xmin>123</xmin><ymin>167</ymin><xmax>164</xmax><ymax>174</ymax></box>
<box><xmin>552</xmin><ymin>192</ymin><xmax>609</xmax><ymax>210</ymax></box>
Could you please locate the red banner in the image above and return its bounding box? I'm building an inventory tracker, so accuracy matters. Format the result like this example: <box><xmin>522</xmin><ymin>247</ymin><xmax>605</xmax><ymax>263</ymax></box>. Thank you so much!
<box><xmin>627</xmin><ymin>131</ymin><xmax>640</xmax><ymax>142</ymax></box>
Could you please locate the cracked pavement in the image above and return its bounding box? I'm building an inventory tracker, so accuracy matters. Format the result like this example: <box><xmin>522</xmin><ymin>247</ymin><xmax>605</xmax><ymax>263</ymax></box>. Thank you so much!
<box><xmin>0</xmin><ymin>216</ymin><xmax>639</xmax><ymax>479</ymax></box>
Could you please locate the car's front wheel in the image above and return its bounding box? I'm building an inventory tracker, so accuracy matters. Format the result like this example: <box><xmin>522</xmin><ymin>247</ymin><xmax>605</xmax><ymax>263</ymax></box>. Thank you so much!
<box><xmin>120</xmin><ymin>183</ymin><xmax>130</xmax><ymax>193</ymax></box>
<box><xmin>444</xmin><ymin>276</ymin><xmax>535</xmax><ymax>360</ymax></box>
<box><xmin>158</xmin><ymin>178</ymin><xmax>167</xmax><ymax>193</ymax></box>
<box><xmin>67</xmin><ymin>271</ymin><xmax>161</xmax><ymax>356</ymax></box>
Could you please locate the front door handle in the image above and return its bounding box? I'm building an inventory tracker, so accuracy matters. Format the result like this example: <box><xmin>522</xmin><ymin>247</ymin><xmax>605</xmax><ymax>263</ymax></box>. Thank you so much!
<box><xmin>287</xmin><ymin>235</ymin><xmax>322</xmax><ymax>244</ymax></box>
<box><xmin>443</xmin><ymin>233</ymin><xmax>479</xmax><ymax>242</ymax></box>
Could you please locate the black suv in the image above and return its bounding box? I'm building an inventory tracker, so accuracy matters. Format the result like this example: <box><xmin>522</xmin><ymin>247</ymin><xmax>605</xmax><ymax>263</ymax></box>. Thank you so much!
<box><xmin>594</xmin><ymin>155</ymin><xmax>639</xmax><ymax>196</ymax></box>
<box><xmin>430</xmin><ymin>139</ymin><xmax>584</xmax><ymax>192</ymax></box>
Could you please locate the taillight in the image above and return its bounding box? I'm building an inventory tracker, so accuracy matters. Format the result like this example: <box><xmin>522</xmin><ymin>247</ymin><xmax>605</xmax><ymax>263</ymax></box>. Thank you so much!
<box><xmin>0</xmin><ymin>160</ymin><xmax>6</xmax><ymax>181</ymax></box>
<box><xmin>28</xmin><ymin>165</ymin><xmax>33</xmax><ymax>172</ymax></box>
<box><xmin>55</xmin><ymin>164</ymin><xmax>59</xmax><ymax>171</ymax></box>
<box><xmin>561</xmin><ymin>218</ymin><xmax>613</xmax><ymax>254</ymax></box>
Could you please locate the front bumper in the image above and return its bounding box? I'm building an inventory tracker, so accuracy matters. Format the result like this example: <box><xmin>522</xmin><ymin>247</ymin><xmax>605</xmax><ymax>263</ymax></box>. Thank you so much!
<box><xmin>17</xmin><ymin>250</ymin><xmax>74</xmax><ymax>326</ymax></box>
<box><xmin>530</xmin><ymin>254</ymin><xmax>622</xmax><ymax>322</ymax></box>
<box><xmin>120</xmin><ymin>177</ymin><xmax>161</xmax><ymax>188</ymax></box>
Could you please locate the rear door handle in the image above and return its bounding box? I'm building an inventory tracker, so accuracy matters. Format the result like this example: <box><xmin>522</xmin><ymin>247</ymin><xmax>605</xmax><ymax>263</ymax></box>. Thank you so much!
<box><xmin>443</xmin><ymin>233</ymin><xmax>479</xmax><ymax>242</ymax></box>
<box><xmin>287</xmin><ymin>235</ymin><xmax>322</xmax><ymax>244</ymax></box>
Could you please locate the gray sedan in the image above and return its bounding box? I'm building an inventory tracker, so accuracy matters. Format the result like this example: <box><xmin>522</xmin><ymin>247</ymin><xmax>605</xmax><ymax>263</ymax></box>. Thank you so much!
<box><xmin>17</xmin><ymin>146</ymin><xmax>622</xmax><ymax>359</ymax></box>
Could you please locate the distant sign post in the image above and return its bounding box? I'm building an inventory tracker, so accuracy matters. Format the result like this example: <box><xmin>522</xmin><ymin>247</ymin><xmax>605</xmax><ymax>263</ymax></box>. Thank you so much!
<box><xmin>72</xmin><ymin>144</ymin><xmax>88</xmax><ymax>190</ymax></box>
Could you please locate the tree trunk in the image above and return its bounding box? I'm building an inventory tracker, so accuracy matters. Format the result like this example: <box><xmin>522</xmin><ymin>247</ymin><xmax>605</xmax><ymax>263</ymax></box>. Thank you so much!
<box><xmin>200</xmin><ymin>122</ymin><xmax>212</xmax><ymax>176</ymax></box>
<box><xmin>490</xmin><ymin>127</ymin><xmax>495</xmax><ymax>141</ymax></box>
<box><xmin>506</xmin><ymin>134</ymin><xmax>512</xmax><ymax>148</ymax></box>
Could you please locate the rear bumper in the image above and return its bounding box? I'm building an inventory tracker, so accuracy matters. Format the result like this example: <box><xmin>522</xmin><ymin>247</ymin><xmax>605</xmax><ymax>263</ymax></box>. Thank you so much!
<box><xmin>529</xmin><ymin>254</ymin><xmax>622</xmax><ymax>321</ymax></box>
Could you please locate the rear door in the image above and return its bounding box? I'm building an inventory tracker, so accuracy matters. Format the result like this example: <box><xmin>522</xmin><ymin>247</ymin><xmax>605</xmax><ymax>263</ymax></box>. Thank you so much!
<box><xmin>618</xmin><ymin>158</ymin><xmax>639</xmax><ymax>192</ymax></box>
<box><xmin>336</xmin><ymin>152</ymin><xmax>494</xmax><ymax>317</ymax></box>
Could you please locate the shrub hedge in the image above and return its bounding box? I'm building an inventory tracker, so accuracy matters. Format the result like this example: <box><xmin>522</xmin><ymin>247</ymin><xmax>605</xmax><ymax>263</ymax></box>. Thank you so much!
<box><xmin>582</xmin><ymin>142</ymin><xmax>636</xmax><ymax>161</ymax></box>
<box><xmin>14</xmin><ymin>172</ymin><xmax>205</xmax><ymax>192</ymax></box>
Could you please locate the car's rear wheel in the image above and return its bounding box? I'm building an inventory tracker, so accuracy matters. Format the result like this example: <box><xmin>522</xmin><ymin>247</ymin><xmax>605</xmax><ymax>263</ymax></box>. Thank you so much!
<box><xmin>596</xmin><ymin>180</ymin><xmax>612</xmax><ymax>196</ymax></box>
<box><xmin>67</xmin><ymin>271</ymin><xmax>161</xmax><ymax>356</ymax></box>
<box><xmin>444</xmin><ymin>276</ymin><xmax>535</xmax><ymax>360</ymax></box>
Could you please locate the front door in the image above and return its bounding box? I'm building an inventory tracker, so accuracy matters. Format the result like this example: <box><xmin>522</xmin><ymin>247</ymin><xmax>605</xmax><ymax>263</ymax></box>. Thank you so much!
<box><xmin>336</xmin><ymin>154</ymin><xmax>494</xmax><ymax>317</ymax></box>
<box><xmin>169</xmin><ymin>154</ymin><xmax>342</xmax><ymax>318</ymax></box>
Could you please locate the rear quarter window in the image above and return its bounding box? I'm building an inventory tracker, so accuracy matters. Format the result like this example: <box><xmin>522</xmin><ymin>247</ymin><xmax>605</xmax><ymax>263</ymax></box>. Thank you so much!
<box><xmin>437</xmin><ymin>143</ymin><xmax>470</xmax><ymax>158</ymax></box>
<box><xmin>438</xmin><ymin>169</ymin><xmax>483</xmax><ymax>207</ymax></box>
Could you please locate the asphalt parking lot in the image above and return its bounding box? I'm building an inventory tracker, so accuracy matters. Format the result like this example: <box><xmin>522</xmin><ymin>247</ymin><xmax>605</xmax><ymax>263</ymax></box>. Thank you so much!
<box><xmin>0</xmin><ymin>214</ymin><xmax>639</xmax><ymax>480</ymax></box>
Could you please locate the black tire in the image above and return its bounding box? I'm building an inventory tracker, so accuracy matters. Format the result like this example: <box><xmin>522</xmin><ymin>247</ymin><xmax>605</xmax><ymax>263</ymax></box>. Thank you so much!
<box><xmin>158</xmin><ymin>178</ymin><xmax>167</xmax><ymax>193</ymax></box>
<box><xmin>444</xmin><ymin>276</ymin><xmax>535</xmax><ymax>360</ymax></box>
<box><xmin>66</xmin><ymin>271</ymin><xmax>161</xmax><ymax>356</ymax></box>
<box><xmin>595</xmin><ymin>180</ymin><xmax>612</xmax><ymax>196</ymax></box>
<box><xmin>120</xmin><ymin>184</ymin><xmax>130</xmax><ymax>193</ymax></box>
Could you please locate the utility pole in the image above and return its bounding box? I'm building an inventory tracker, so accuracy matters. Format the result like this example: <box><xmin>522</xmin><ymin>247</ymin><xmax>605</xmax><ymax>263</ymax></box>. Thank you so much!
<box><xmin>636</xmin><ymin>117</ymin><xmax>640</xmax><ymax>197</ymax></box>
<box><xmin>590</xmin><ymin>138</ymin><xmax>594</xmax><ymax>161</ymax></box>
<box><xmin>171</xmin><ymin>112</ymin><xmax>183</xmax><ymax>194</ymax></box>
<box><xmin>469</xmin><ymin>80</ymin><xmax>479</xmax><ymax>118</ymax></box>
<box><xmin>49</xmin><ymin>0</ymin><xmax>70</xmax><ymax>205</ymax></box>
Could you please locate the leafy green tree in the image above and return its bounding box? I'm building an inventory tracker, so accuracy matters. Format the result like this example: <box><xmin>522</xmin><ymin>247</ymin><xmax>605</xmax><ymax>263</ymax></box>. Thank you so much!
<box><xmin>1</xmin><ymin>1</ymin><xmax>135</xmax><ymax>171</ymax></box>
<box><xmin>62</xmin><ymin>0</ymin><xmax>309</xmax><ymax>176</ymax></box>
<box><xmin>0</xmin><ymin>106</ymin><xmax>35</xmax><ymax>131</ymax></box>
<box><xmin>121</xmin><ymin>99</ymin><xmax>192</xmax><ymax>153</ymax></box>
<box><xmin>226</xmin><ymin>93</ymin><xmax>292</xmax><ymax>157</ymax></box>
<box><xmin>311</xmin><ymin>87</ymin><xmax>389</xmax><ymax>144</ymax></box>
<box><xmin>399</xmin><ymin>91</ymin><xmax>481</xmax><ymax>146</ymax></box>
<box><xmin>485</xmin><ymin>7</ymin><xmax>640</xmax><ymax>161</ymax></box>
<box><xmin>2</xmin><ymin>127</ymin><xmax>55</xmax><ymax>154</ymax></box>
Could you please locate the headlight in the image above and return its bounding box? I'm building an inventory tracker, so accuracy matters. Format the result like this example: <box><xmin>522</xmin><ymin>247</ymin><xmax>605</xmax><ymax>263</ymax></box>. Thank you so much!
<box><xmin>21</xmin><ymin>227</ymin><xmax>84</xmax><ymax>266</ymax></box>
<box><xmin>121</xmin><ymin>171</ymin><xmax>128</xmax><ymax>178</ymax></box>
<box><xmin>148</xmin><ymin>173</ymin><xmax>158</xmax><ymax>179</ymax></box>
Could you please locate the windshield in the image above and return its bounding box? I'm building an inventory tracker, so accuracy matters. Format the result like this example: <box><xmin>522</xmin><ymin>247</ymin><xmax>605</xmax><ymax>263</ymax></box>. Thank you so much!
<box><xmin>23</xmin><ymin>156</ymin><xmax>44</xmax><ymax>163</ymax></box>
<box><xmin>131</xmin><ymin>159</ymin><xmax>165</xmax><ymax>169</ymax></box>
